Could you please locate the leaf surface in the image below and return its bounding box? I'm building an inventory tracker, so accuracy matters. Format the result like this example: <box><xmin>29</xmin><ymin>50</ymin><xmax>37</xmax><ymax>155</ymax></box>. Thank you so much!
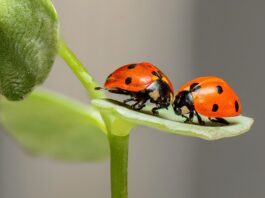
<box><xmin>0</xmin><ymin>90</ymin><xmax>109</xmax><ymax>161</ymax></box>
<box><xmin>92</xmin><ymin>99</ymin><xmax>254</xmax><ymax>140</ymax></box>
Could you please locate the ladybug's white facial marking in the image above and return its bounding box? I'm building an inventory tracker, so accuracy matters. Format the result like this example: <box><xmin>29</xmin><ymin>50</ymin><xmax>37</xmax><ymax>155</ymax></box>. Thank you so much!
<box><xmin>169</xmin><ymin>93</ymin><xmax>174</xmax><ymax>104</ymax></box>
<box><xmin>181</xmin><ymin>106</ymin><xmax>190</xmax><ymax>114</ymax></box>
<box><xmin>149</xmin><ymin>90</ymin><xmax>160</xmax><ymax>101</ymax></box>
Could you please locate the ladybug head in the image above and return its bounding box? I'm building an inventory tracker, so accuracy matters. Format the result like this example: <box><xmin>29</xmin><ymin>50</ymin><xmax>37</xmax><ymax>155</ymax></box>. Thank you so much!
<box><xmin>160</xmin><ymin>93</ymin><xmax>173</xmax><ymax>106</ymax></box>
<box><xmin>147</xmin><ymin>79</ymin><xmax>174</xmax><ymax>107</ymax></box>
<box><xmin>173</xmin><ymin>91</ymin><xmax>193</xmax><ymax>115</ymax></box>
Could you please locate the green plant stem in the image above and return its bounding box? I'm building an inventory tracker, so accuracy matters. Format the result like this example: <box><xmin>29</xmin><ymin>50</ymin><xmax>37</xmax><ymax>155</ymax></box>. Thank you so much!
<box><xmin>59</xmin><ymin>39</ymin><xmax>130</xmax><ymax>197</ymax></box>
<box><xmin>58</xmin><ymin>39</ymin><xmax>105</xmax><ymax>99</ymax></box>
<box><xmin>108</xmin><ymin>133</ymin><xmax>129</xmax><ymax>198</ymax></box>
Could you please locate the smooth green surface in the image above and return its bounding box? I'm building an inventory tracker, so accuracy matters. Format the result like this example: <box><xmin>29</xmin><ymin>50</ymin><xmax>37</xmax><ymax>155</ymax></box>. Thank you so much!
<box><xmin>92</xmin><ymin>99</ymin><xmax>254</xmax><ymax>140</ymax></box>
<box><xmin>101</xmin><ymin>112</ymin><xmax>134</xmax><ymax>137</ymax></box>
<box><xmin>0</xmin><ymin>90</ymin><xmax>109</xmax><ymax>161</ymax></box>
<box><xmin>59</xmin><ymin>39</ymin><xmax>105</xmax><ymax>100</ymax></box>
<box><xmin>0</xmin><ymin>0</ymin><xmax>59</xmax><ymax>100</ymax></box>
<box><xmin>109</xmin><ymin>134</ymin><xmax>129</xmax><ymax>198</ymax></box>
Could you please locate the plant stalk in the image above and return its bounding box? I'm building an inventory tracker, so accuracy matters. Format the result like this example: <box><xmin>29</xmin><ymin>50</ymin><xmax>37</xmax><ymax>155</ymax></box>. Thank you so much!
<box><xmin>108</xmin><ymin>134</ymin><xmax>129</xmax><ymax>198</ymax></box>
<box><xmin>59</xmin><ymin>39</ymin><xmax>130</xmax><ymax>197</ymax></box>
<box><xmin>58</xmin><ymin>39</ymin><xmax>105</xmax><ymax>99</ymax></box>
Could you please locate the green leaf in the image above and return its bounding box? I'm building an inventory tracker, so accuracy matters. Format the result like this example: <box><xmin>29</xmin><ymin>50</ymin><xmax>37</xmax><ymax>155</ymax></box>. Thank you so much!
<box><xmin>0</xmin><ymin>0</ymin><xmax>59</xmax><ymax>100</ymax></box>
<box><xmin>0</xmin><ymin>90</ymin><xmax>109</xmax><ymax>161</ymax></box>
<box><xmin>92</xmin><ymin>99</ymin><xmax>254</xmax><ymax>140</ymax></box>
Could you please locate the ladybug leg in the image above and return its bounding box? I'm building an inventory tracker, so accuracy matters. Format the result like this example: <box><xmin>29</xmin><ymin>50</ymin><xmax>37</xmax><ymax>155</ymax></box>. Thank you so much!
<box><xmin>195</xmin><ymin>111</ymin><xmax>205</xmax><ymax>125</ymax></box>
<box><xmin>184</xmin><ymin>111</ymin><xmax>194</xmax><ymax>124</ymax></box>
<box><xmin>208</xmin><ymin>117</ymin><xmax>229</xmax><ymax>125</ymax></box>
<box><xmin>151</xmin><ymin>103</ymin><xmax>169</xmax><ymax>115</ymax></box>
<box><xmin>133</xmin><ymin>98</ymin><xmax>148</xmax><ymax>110</ymax></box>
<box><xmin>149</xmin><ymin>100</ymin><xmax>160</xmax><ymax>115</ymax></box>
<box><xmin>130</xmin><ymin>97</ymin><xmax>148</xmax><ymax>111</ymax></box>
<box><xmin>189</xmin><ymin>111</ymin><xmax>194</xmax><ymax>121</ymax></box>
<box><xmin>216</xmin><ymin>118</ymin><xmax>229</xmax><ymax>125</ymax></box>
<box><xmin>151</xmin><ymin>103</ymin><xmax>164</xmax><ymax>115</ymax></box>
<box><xmin>181</xmin><ymin>114</ymin><xmax>189</xmax><ymax>120</ymax></box>
<box><xmin>151</xmin><ymin>107</ymin><xmax>159</xmax><ymax>115</ymax></box>
<box><xmin>130</xmin><ymin>99</ymin><xmax>141</xmax><ymax>109</ymax></box>
<box><xmin>123</xmin><ymin>97</ymin><xmax>135</xmax><ymax>104</ymax></box>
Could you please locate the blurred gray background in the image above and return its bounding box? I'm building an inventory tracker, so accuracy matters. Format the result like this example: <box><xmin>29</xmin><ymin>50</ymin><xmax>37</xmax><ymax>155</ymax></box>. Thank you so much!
<box><xmin>0</xmin><ymin>0</ymin><xmax>264</xmax><ymax>197</ymax></box>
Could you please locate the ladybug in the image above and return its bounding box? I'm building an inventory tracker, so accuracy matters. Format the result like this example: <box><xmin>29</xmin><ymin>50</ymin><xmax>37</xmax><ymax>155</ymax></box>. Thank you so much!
<box><xmin>173</xmin><ymin>76</ymin><xmax>242</xmax><ymax>125</ymax></box>
<box><xmin>96</xmin><ymin>62</ymin><xmax>174</xmax><ymax>115</ymax></box>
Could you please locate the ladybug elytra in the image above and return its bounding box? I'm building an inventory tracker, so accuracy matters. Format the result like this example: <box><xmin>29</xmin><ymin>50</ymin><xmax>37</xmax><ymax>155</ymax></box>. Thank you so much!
<box><xmin>173</xmin><ymin>76</ymin><xmax>242</xmax><ymax>125</ymax></box>
<box><xmin>96</xmin><ymin>62</ymin><xmax>174</xmax><ymax>115</ymax></box>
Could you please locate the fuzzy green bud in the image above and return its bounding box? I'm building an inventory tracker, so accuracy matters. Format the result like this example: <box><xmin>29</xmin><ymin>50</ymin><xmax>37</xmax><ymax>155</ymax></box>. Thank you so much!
<box><xmin>0</xmin><ymin>0</ymin><xmax>59</xmax><ymax>100</ymax></box>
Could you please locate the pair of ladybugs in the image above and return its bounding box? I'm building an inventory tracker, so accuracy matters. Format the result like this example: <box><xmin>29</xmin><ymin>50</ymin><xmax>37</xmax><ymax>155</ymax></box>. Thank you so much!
<box><xmin>96</xmin><ymin>62</ymin><xmax>241</xmax><ymax>125</ymax></box>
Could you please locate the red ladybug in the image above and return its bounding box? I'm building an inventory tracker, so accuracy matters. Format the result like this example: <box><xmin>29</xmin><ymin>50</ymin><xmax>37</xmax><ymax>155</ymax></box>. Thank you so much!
<box><xmin>173</xmin><ymin>76</ymin><xmax>242</xmax><ymax>125</ymax></box>
<box><xmin>96</xmin><ymin>62</ymin><xmax>174</xmax><ymax>114</ymax></box>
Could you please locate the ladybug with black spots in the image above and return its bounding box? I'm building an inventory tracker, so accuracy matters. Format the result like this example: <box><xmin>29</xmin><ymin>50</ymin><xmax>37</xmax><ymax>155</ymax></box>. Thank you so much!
<box><xmin>96</xmin><ymin>62</ymin><xmax>174</xmax><ymax>115</ymax></box>
<box><xmin>173</xmin><ymin>76</ymin><xmax>242</xmax><ymax>125</ymax></box>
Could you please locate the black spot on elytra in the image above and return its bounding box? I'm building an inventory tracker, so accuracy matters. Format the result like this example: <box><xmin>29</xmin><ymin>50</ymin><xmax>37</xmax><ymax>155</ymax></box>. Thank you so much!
<box><xmin>127</xmin><ymin>64</ymin><xmax>137</xmax><ymax>69</ymax></box>
<box><xmin>212</xmin><ymin>104</ymin><xmax>219</xmax><ymax>112</ymax></box>
<box><xmin>152</xmin><ymin>71</ymin><xmax>157</xmax><ymax>76</ymax></box>
<box><xmin>152</xmin><ymin>70</ymin><xmax>163</xmax><ymax>79</ymax></box>
<box><xmin>190</xmin><ymin>83</ymin><xmax>201</xmax><ymax>92</ymax></box>
<box><xmin>216</xmin><ymin>85</ymin><xmax>223</xmax><ymax>94</ymax></box>
<box><xmin>235</xmin><ymin>100</ymin><xmax>239</xmax><ymax>112</ymax></box>
<box><xmin>125</xmin><ymin>77</ymin><xmax>132</xmax><ymax>85</ymax></box>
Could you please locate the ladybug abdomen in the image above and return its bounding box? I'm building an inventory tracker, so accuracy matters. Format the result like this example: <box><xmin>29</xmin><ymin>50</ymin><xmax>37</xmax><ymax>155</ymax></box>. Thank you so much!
<box><xmin>104</xmin><ymin>62</ymin><xmax>173</xmax><ymax>93</ymax></box>
<box><xmin>192</xmin><ymin>79</ymin><xmax>242</xmax><ymax>117</ymax></box>
<box><xmin>104</xmin><ymin>74</ymin><xmax>153</xmax><ymax>92</ymax></box>
<box><xmin>194</xmin><ymin>94</ymin><xmax>241</xmax><ymax>117</ymax></box>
